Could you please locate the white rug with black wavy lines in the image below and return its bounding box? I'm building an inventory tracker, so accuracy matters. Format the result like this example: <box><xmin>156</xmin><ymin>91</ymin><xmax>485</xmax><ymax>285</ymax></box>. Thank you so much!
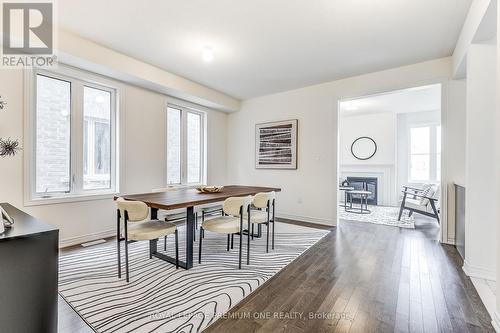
<box><xmin>59</xmin><ymin>222</ymin><xmax>329</xmax><ymax>333</ymax></box>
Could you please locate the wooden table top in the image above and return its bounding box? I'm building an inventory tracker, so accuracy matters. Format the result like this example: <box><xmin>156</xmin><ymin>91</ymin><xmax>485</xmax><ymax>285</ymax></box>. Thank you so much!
<box><xmin>117</xmin><ymin>185</ymin><xmax>281</xmax><ymax>210</ymax></box>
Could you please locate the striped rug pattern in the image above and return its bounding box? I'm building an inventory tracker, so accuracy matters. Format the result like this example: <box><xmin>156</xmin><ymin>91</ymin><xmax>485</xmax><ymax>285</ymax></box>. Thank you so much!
<box><xmin>59</xmin><ymin>222</ymin><xmax>329</xmax><ymax>332</ymax></box>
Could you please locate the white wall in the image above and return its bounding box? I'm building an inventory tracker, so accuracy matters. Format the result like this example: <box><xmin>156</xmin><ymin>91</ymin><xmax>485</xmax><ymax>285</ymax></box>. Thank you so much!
<box><xmin>445</xmin><ymin>79</ymin><xmax>466</xmax><ymax>243</ymax></box>
<box><xmin>340</xmin><ymin>112</ymin><xmax>396</xmax><ymax>165</ymax></box>
<box><xmin>339</xmin><ymin>111</ymin><xmax>397</xmax><ymax>206</ymax></box>
<box><xmin>227</xmin><ymin>57</ymin><xmax>465</xmax><ymax>233</ymax></box>
<box><xmin>0</xmin><ymin>68</ymin><xmax>228</xmax><ymax>246</ymax></box>
<box><xmin>464</xmin><ymin>42</ymin><xmax>497</xmax><ymax>281</ymax></box>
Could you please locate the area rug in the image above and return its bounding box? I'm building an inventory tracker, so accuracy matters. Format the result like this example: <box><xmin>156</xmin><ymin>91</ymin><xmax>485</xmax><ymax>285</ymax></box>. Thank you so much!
<box><xmin>58</xmin><ymin>222</ymin><xmax>329</xmax><ymax>332</ymax></box>
<box><xmin>338</xmin><ymin>205</ymin><xmax>415</xmax><ymax>228</ymax></box>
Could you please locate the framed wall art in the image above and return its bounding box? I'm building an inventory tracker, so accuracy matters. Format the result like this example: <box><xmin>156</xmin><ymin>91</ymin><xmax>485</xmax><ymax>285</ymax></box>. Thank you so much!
<box><xmin>255</xmin><ymin>119</ymin><xmax>298</xmax><ymax>169</ymax></box>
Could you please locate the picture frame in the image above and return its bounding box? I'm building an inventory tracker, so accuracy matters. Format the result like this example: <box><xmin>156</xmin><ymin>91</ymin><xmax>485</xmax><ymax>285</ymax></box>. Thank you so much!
<box><xmin>255</xmin><ymin>119</ymin><xmax>298</xmax><ymax>169</ymax></box>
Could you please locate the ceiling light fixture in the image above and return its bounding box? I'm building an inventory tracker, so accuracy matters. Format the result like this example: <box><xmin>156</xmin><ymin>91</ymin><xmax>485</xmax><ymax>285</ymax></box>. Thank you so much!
<box><xmin>201</xmin><ymin>46</ymin><xmax>214</xmax><ymax>62</ymax></box>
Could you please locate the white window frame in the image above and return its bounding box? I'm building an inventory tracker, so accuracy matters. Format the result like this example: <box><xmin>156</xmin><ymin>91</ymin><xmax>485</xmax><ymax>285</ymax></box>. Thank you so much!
<box><xmin>24</xmin><ymin>66</ymin><xmax>118</xmax><ymax>205</ymax></box>
<box><xmin>408</xmin><ymin>123</ymin><xmax>441</xmax><ymax>183</ymax></box>
<box><xmin>166</xmin><ymin>104</ymin><xmax>206</xmax><ymax>186</ymax></box>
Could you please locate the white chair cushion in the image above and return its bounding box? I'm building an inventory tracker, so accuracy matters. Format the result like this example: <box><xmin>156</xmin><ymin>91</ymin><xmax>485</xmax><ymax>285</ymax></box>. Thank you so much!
<box><xmin>116</xmin><ymin>197</ymin><xmax>149</xmax><ymax>222</ymax></box>
<box><xmin>418</xmin><ymin>184</ymin><xmax>436</xmax><ymax>206</ymax></box>
<box><xmin>202</xmin><ymin>216</ymin><xmax>246</xmax><ymax>234</ymax></box>
<box><xmin>405</xmin><ymin>198</ymin><xmax>433</xmax><ymax>213</ymax></box>
<box><xmin>244</xmin><ymin>210</ymin><xmax>269</xmax><ymax>224</ymax></box>
<box><xmin>223</xmin><ymin>196</ymin><xmax>252</xmax><ymax>217</ymax></box>
<box><xmin>127</xmin><ymin>220</ymin><xmax>176</xmax><ymax>241</ymax></box>
<box><xmin>252</xmin><ymin>192</ymin><xmax>275</xmax><ymax>209</ymax></box>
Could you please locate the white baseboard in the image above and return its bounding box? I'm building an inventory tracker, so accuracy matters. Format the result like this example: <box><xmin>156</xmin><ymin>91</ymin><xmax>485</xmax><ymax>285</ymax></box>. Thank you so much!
<box><xmin>59</xmin><ymin>229</ymin><xmax>115</xmax><ymax>248</ymax></box>
<box><xmin>276</xmin><ymin>213</ymin><xmax>334</xmax><ymax>226</ymax></box>
<box><xmin>463</xmin><ymin>260</ymin><xmax>497</xmax><ymax>281</ymax></box>
<box><xmin>470</xmin><ymin>276</ymin><xmax>497</xmax><ymax>321</ymax></box>
<box><xmin>444</xmin><ymin>237</ymin><xmax>455</xmax><ymax>245</ymax></box>
<box><xmin>492</xmin><ymin>311</ymin><xmax>500</xmax><ymax>332</ymax></box>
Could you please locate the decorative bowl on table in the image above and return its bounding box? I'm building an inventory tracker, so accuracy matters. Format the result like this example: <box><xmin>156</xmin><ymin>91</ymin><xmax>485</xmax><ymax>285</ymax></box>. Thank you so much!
<box><xmin>196</xmin><ymin>186</ymin><xmax>224</xmax><ymax>193</ymax></box>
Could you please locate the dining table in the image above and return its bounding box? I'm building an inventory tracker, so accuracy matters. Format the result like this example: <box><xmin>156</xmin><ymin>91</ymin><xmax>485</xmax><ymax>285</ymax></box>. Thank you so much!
<box><xmin>117</xmin><ymin>185</ymin><xmax>281</xmax><ymax>269</ymax></box>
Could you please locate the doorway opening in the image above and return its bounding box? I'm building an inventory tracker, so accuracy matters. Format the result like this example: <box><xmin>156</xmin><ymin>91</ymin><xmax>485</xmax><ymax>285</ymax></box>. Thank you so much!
<box><xmin>337</xmin><ymin>84</ymin><xmax>442</xmax><ymax>233</ymax></box>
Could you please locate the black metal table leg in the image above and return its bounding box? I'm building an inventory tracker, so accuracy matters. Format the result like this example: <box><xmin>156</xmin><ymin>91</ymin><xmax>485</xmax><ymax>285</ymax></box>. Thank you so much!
<box><xmin>344</xmin><ymin>191</ymin><xmax>347</xmax><ymax>211</ymax></box>
<box><xmin>151</xmin><ymin>208</ymin><xmax>158</xmax><ymax>220</ymax></box>
<box><xmin>184</xmin><ymin>206</ymin><xmax>195</xmax><ymax>268</ymax></box>
<box><xmin>149</xmin><ymin>206</ymin><xmax>195</xmax><ymax>269</ymax></box>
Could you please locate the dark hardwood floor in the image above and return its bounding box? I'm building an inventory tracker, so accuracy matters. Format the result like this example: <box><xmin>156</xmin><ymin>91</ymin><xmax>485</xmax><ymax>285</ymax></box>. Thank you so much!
<box><xmin>58</xmin><ymin>216</ymin><xmax>494</xmax><ymax>333</ymax></box>
<box><xmin>205</xmin><ymin>217</ymin><xmax>493</xmax><ymax>333</ymax></box>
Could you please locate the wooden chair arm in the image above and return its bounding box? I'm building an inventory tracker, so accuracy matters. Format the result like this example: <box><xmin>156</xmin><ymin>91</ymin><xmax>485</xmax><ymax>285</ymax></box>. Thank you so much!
<box><xmin>403</xmin><ymin>186</ymin><xmax>424</xmax><ymax>192</ymax></box>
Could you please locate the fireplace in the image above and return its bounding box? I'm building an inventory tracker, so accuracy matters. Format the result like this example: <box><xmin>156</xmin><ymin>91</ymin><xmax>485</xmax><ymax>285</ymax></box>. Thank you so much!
<box><xmin>347</xmin><ymin>177</ymin><xmax>378</xmax><ymax>205</ymax></box>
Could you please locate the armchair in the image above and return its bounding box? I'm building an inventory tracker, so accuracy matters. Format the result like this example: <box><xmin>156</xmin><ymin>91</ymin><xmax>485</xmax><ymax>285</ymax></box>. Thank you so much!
<box><xmin>398</xmin><ymin>185</ymin><xmax>440</xmax><ymax>223</ymax></box>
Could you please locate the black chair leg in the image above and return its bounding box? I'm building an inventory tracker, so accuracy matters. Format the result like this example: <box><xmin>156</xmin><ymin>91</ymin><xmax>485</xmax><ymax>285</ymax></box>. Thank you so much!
<box><xmin>116</xmin><ymin>210</ymin><xmax>121</xmax><ymax>278</ymax></box>
<box><xmin>198</xmin><ymin>227</ymin><xmax>203</xmax><ymax>264</ymax></box>
<box><xmin>430</xmin><ymin>200</ymin><xmax>440</xmax><ymax>224</ymax></box>
<box><xmin>227</xmin><ymin>234</ymin><xmax>230</xmax><ymax>251</ymax></box>
<box><xmin>398</xmin><ymin>193</ymin><xmax>407</xmax><ymax>221</ymax></box>
<box><xmin>231</xmin><ymin>234</ymin><xmax>234</xmax><ymax>249</ymax></box>
<box><xmin>164</xmin><ymin>235</ymin><xmax>167</xmax><ymax>251</ymax></box>
<box><xmin>239</xmin><ymin>222</ymin><xmax>243</xmax><ymax>269</ymax></box>
<box><xmin>272</xmin><ymin>200</ymin><xmax>275</xmax><ymax>250</ymax></box>
<box><xmin>272</xmin><ymin>220</ymin><xmax>275</xmax><ymax>250</ymax></box>
<box><xmin>247</xmin><ymin>223</ymin><xmax>251</xmax><ymax>265</ymax></box>
<box><xmin>125</xmin><ymin>238</ymin><xmax>129</xmax><ymax>283</ymax></box>
<box><xmin>175</xmin><ymin>230</ymin><xmax>179</xmax><ymax>269</ymax></box>
<box><xmin>117</xmin><ymin>238</ymin><xmax>121</xmax><ymax>278</ymax></box>
<box><xmin>266</xmin><ymin>222</ymin><xmax>270</xmax><ymax>253</ymax></box>
<box><xmin>201</xmin><ymin>212</ymin><xmax>205</xmax><ymax>239</ymax></box>
<box><xmin>251</xmin><ymin>224</ymin><xmax>254</xmax><ymax>240</ymax></box>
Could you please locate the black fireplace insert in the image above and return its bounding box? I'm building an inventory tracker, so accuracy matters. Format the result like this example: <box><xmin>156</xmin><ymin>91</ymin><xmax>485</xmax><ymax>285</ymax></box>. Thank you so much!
<box><xmin>347</xmin><ymin>177</ymin><xmax>378</xmax><ymax>205</ymax></box>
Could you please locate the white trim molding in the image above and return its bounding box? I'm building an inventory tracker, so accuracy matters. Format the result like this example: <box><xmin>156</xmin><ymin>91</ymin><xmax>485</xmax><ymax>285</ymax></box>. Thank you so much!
<box><xmin>277</xmin><ymin>213</ymin><xmax>334</xmax><ymax>226</ymax></box>
<box><xmin>59</xmin><ymin>229</ymin><xmax>115</xmax><ymax>248</ymax></box>
<box><xmin>24</xmin><ymin>65</ymin><xmax>120</xmax><ymax>206</ymax></box>
<box><xmin>492</xmin><ymin>311</ymin><xmax>500</xmax><ymax>332</ymax></box>
<box><xmin>446</xmin><ymin>237</ymin><xmax>456</xmax><ymax>245</ymax></box>
<box><xmin>463</xmin><ymin>260</ymin><xmax>497</xmax><ymax>281</ymax></box>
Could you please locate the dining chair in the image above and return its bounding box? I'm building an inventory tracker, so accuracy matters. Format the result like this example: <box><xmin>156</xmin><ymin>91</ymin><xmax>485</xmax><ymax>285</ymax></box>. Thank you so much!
<box><xmin>198</xmin><ymin>196</ymin><xmax>252</xmax><ymax>269</ymax></box>
<box><xmin>116</xmin><ymin>197</ymin><xmax>179</xmax><ymax>282</ymax></box>
<box><xmin>246</xmin><ymin>191</ymin><xmax>276</xmax><ymax>252</ymax></box>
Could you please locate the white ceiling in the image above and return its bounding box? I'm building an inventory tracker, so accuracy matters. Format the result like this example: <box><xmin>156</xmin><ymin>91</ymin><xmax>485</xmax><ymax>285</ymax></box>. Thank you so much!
<box><xmin>58</xmin><ymin>0</ymin><xmax>471</xmax><ymax>100</ymax></box>
<box><xmin>339</xmin><ymin>84</ymin><xmax>441</xmax><ymax>115</ymax></box>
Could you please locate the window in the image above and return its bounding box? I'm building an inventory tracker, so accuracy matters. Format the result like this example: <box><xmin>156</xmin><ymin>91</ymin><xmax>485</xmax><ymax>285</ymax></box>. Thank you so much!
<box><xmin>409</xmin><ymin>124</ymin><xmax>441</xmax><ymax>183</ymax></box>
<box><xmin>83</xmin><ymin>86</ymin><xmax>112</xmax><ymax>190</ymax></box>
<box><xmin>166</xmin><ymin>105</ymin><xmax>205</xmax><ymax>185</ymax></box>
<box><xmin>29</xmin><ymin>68</ymin><xmax>117</xmax><ymax>201</ymax></box>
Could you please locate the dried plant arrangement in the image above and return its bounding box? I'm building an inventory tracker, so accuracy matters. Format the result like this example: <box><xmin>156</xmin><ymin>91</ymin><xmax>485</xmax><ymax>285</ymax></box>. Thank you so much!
<box><xmin>0</xmin><ymin>138</ymin><xmax>21</xmax><ymax>157</ymax></box>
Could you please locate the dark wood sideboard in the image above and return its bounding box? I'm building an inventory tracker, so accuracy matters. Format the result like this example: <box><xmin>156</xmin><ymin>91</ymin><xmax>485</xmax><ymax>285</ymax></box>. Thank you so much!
<box><xmin>0</xmin><ymin>203</ymin><xmax>59</xmax><ymax>333</ymax></box>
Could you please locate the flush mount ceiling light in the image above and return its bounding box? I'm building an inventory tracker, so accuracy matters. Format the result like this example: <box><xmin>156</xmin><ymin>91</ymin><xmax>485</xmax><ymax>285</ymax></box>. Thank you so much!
<box><xmin>201</xmin><ymin>46</ymin><xmax>214</xmax><ymax>62</ymax></box>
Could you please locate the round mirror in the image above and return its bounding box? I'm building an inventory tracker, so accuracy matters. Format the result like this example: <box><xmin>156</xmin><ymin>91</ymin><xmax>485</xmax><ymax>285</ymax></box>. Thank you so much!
<box><xmin>351</xmin><ymin>137</ymin><xmax>377</xmax><ymax>160</ymax></box>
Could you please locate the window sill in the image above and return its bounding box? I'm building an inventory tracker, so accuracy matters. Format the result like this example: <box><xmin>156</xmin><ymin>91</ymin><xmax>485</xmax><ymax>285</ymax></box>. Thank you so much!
<box><xmin>25</xmin><ymin>191</ymin><xmax>118</xmax><ymax>207</ymax></box>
